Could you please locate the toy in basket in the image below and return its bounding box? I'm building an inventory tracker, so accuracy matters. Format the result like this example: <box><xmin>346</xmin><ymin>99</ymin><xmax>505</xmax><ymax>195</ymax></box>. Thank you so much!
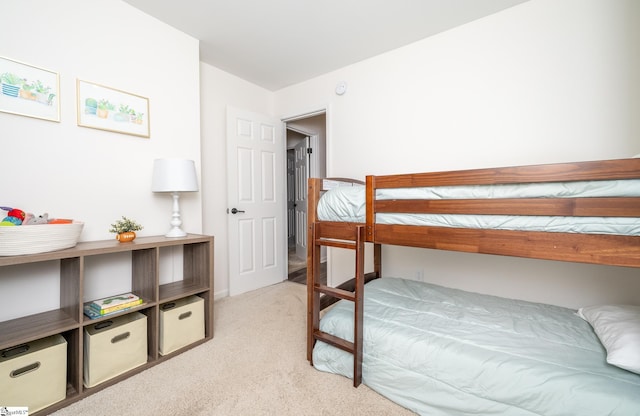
<box><xmin>0</xmin><ymin>206</ymin><xmax>84</xmax><ymax>256</ymax></box>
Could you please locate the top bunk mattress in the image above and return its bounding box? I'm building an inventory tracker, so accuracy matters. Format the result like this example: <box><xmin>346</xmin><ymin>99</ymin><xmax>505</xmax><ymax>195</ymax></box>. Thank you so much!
<box><xmin>312</xmin><ymin>278</ymin><xmax>640</xmax><ymax>416</ymax></box>
<box><xmin>316</xmin><ymin>179</ymin><xmax>640</xmax><ymax>235</ymax></box>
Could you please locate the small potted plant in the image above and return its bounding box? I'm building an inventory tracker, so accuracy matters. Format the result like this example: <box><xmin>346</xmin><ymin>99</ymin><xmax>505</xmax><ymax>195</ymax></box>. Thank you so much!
<box><xmin>1</xmin><ymin>72</ymin><xmax>23</xmax><ymax>97</ymax></box>
<box><xmin>115</xmin><ymin>104</ymin><xmax>132</xmax><ymax>122</ymax></box>
<box><xmin>97</xmin><ymin>99</ymin><xmax>114</xmax><ymax>119</ymax></box>
<box><xmin>33</xmin><ymin>80</ymin><xmax>55</xmax><ymax>105</ymax></box>
<box><xmin>109</xmin><ymin>216</ymin><xmax>143</xmax><ymax>242</ymax></box>
<box><xmin>19</xmin><ymin>80</ymin><xmax>36</xmax><ymax>100</ymax></box>
<box><xmin>85</xmin><ymin>97</ymin><xmax>98</xmax><ymax>115</ymax></box>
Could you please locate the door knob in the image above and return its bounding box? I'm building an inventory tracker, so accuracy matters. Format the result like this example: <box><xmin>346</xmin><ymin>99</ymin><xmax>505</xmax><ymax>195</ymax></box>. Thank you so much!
<box><xmin>230</xmin><ymin>208</ymin><xmax>245</xmax><ymax>214</ymax></box>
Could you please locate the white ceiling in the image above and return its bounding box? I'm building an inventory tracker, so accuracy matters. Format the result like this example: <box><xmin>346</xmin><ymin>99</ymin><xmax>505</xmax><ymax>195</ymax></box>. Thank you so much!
<box><xmin>123</xmin><ymin>0</ymin><xmax>528</xmax><ymax>91</ymax></box>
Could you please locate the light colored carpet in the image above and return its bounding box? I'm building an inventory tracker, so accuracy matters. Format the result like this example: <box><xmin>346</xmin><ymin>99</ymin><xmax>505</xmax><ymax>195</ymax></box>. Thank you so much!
<box><xmin>53</xmin><ymin>281</ymin><xmax>414</xmax><ymax>415</ymax></box>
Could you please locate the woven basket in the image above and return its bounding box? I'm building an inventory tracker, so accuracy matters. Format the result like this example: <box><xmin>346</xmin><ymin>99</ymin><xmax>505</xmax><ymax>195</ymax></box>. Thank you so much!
<box><xmin>0</xmin><ymin>222</ymin><xmax>84</xmax><ymax>256</ymax></box>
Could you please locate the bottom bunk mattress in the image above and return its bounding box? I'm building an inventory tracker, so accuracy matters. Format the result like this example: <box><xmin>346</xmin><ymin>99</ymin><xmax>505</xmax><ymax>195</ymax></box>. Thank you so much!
<box><xmin>312</xmin><ymin>278</ymin><xmax>640</xmax><ymax>416</ymax></box>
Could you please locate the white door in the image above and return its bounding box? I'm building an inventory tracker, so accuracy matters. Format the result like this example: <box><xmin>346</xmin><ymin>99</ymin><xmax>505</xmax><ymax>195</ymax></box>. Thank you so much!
<box><xmin>286</xmin><ymin>150</ymin><xmax>295</xmax><ymax>245</ymax></box>
<box><xmin>294</xmin><ymin>137</ymin><xmax>309</xmax><ymax>260</ymax></box>
<box><xmin>227</xmin><ymin>106</ymin><xmax>285</xmax><ymax>295</ymax></box>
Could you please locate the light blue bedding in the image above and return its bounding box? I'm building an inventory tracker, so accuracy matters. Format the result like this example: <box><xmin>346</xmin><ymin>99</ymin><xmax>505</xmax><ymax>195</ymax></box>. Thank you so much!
<box><xmin>316</xmin><ymin>179</ymin><xmax>640</xmax><ymax>235</ymax></box>
<box><xmin>313</xmin><ymin>278</ymin><xmax>640</xmax><ymax>415</ymax></box>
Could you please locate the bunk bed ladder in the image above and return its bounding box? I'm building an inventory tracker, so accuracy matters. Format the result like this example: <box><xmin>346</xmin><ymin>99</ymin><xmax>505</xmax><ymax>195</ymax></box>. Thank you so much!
<box><xmin>308</xmin><ymin>223</ymin><xmax>366</xmax><ymax>387</ymax></box>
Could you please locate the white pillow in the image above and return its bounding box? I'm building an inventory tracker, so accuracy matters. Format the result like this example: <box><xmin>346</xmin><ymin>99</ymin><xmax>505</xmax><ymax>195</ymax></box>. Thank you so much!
<box><xmin>577</xmin><ymin>304</ymin><xmax>640</xmax><ymax>374</ymax></box>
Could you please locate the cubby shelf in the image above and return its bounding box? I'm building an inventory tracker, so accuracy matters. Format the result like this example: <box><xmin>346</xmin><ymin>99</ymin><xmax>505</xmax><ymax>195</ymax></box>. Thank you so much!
<box><xmin>0</xmin><ymin>234</ymin><xmax>214</xmax><ymax>415</ymax></box>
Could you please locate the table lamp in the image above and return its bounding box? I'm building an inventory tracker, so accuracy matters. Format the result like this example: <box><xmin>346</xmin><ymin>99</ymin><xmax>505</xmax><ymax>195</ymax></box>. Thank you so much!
<box><xmin>151</xmin><ymin>158</ymin><xmax>199</xmax><ymax>237</ymax></box>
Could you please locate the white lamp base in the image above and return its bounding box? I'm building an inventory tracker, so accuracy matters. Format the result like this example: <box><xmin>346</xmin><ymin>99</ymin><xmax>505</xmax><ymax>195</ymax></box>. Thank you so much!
<box><xmin>165</xmin><ymin>191</ymin><xmax>188</xmax><ymax>238</ymax></box>
<box><xmin>165</xmin><ymin>227</ymin><xmax>187</xmax><ymax>238</ymax></box>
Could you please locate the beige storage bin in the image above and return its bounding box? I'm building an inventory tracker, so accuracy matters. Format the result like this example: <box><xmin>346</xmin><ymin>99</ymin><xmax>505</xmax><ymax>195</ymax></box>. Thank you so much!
<box><xmin>159</xmin><ymin>295</ymin><xmax>205</xmax><ymax>355</ymax></box>
<box><xmin>84</xmin><ymin>312</ymin><xmax>147</xmax><ymax>388</ymax></box>
<box><xmin>0</xmin><ymin>334</ymin><xmax>67</xmax><ymax>413</ymax></box>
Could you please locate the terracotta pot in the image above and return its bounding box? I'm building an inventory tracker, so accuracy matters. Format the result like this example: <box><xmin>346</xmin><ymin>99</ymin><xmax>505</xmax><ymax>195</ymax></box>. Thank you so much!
<box><xmin>19</xmin><ymin>89</ymin><xmax>36</xmax><ymax>100</ymax></box>
<box><xmin>116</xmin><ymin>231</ymin><xmax>136</xmax><ymax>242</ymax></box>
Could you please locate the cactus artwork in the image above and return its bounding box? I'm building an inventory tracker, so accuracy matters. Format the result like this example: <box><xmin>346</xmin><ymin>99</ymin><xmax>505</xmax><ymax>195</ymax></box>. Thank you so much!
<box><xmin>0</xmin><ymin>56</ymin><xmax>60</xmax><ymax>122</ymax></box>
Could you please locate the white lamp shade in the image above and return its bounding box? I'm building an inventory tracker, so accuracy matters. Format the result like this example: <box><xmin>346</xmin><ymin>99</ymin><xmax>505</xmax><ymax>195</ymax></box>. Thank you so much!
<box><xmin>152</xmin><ymin>159</ymin><xmax>199</xmax><ymax>192</ymax></box>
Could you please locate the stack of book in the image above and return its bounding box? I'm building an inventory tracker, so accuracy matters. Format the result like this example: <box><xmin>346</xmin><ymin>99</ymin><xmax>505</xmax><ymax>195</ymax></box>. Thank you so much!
<box><xmin>84</xmin><ymin>292</ymin><xmax>143</xmax><ymax>319</ymax></box>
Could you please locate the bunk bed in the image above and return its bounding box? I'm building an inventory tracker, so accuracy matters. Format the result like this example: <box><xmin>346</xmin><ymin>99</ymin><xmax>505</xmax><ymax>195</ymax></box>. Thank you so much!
<box><xmin>306</xmin><ymin>158</ymin><xmax>640</xmax><ymax>416</ymax></box>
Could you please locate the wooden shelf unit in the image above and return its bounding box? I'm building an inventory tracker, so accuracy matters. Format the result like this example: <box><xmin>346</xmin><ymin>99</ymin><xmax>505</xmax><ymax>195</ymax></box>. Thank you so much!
<box><xmin>0</xmin><ymin>234</ymin><xmax>214</xmax><ymax>415</ymax></box>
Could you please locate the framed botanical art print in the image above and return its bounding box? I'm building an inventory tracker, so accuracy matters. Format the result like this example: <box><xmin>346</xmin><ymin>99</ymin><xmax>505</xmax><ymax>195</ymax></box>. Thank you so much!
<box><xmin>0</xmin><ymin>56</ymin><xmax>60</xmax><ymax>122</ymax></box>
<box><xmin>77</xmin><ymin>79</ymin><xmax>150</xmax><ymax>138</ymax></box>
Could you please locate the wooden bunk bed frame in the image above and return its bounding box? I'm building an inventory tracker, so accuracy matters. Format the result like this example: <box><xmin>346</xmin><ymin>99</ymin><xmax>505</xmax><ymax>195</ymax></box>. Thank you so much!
<box><xmin>307</xmin><ymin>158</ymin><xmax>640</xmax><ymax>388</ymax></box>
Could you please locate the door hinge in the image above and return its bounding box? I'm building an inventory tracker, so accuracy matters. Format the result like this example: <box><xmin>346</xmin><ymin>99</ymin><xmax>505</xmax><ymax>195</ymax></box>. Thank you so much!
<box><xmin>306</xmin><ymin>148</ymin><xmax>312</xmax><ymax>154</ymax></box>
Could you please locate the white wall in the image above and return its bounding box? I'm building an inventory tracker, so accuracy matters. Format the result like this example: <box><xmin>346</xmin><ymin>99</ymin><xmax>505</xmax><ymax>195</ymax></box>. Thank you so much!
<box><xmin>0</xmin><ymin>1</ymin><xmax>202</xmax><ymax>321</ymax></box>
<box><xmin>199</xmin><ymin>63</ymin><xmax>273</xmax><ymax>298</ymax></box>
<box><xmin>274</xmin><ymin>0</ymin><xmax>640</xmax><ymax>308</ymax></box>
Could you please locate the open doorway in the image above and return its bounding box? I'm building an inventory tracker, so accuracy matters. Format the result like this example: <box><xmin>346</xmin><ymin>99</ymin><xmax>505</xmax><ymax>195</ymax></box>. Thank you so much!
<box><xmin>284</xmin><ymin>112</ymin><xmax>327</xmax><ymax>284</ymax></box>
